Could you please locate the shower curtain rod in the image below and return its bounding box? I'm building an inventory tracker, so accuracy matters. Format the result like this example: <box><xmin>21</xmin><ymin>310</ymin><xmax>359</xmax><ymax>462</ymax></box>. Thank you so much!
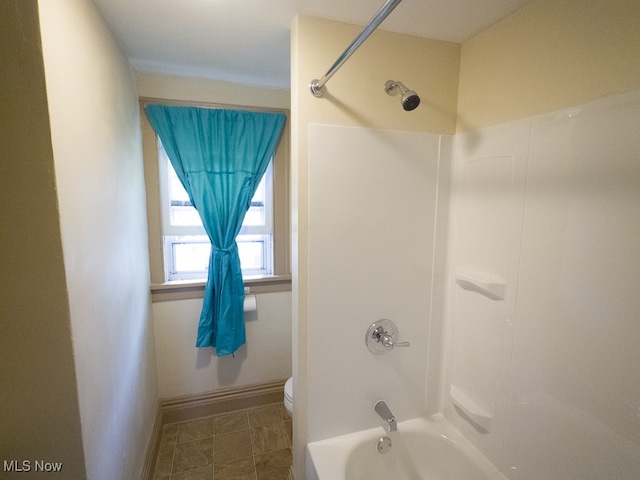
<box><xmin>309</xmin><ymin>0</ymin><xmax>404</xmax><ymax>97</ymax></box>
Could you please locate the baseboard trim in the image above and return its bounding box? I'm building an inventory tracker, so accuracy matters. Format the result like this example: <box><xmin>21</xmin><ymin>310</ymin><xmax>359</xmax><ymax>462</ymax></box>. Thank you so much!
<box><xmin>139</xmin><ymin>400</ymin><xmax>164</xmax><ymax>480</ymax></box>
<box><xmin>141</xmin><ymin>379</ymin><xmax>287</xmax><ymax>480</ymax></box>
<box><xmin>160</xmin><ymin>379</ymin><xmax>286</xmax><ymax>424</ymax></box>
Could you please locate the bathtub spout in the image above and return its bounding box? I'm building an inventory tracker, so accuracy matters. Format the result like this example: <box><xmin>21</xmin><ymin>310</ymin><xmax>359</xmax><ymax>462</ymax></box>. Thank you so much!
<box><xmin>374</xmin><ymin>401</ymin><xmax>397</xmax><ymax>432</ymax></box>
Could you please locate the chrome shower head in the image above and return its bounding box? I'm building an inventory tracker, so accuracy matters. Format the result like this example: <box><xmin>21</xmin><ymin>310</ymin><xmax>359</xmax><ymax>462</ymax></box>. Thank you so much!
<box><xmin>384</xmin><ymin>80</ymin><xmax>421</xmax><ymax>111</ymax></box>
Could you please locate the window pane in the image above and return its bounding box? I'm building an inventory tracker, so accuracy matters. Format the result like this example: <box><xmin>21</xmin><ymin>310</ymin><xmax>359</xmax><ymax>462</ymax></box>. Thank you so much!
<box><xmin>241</xmin><ymin>173</ymin><xmax>267</xmax><ymax>227</ymax></box>
<box><xmin>237</xmin><ymin>235</ymin><xmax>266</xmax><ymax>270</ymax></box>
<box><xmin>166</xmin><ymin>156</ymin><xmax>201</xmax><ymax>227</ymax></box>
<box><xmin>166</xmin><ymin>234</ymin><xmax>271</xmax><ymax>280</ymax></box>
<box><xmin>171</xmin><ymin>238</ymin><xmax>210</xmax><ymax>273</ymax></box>
<box><xmin>169</xmin><ymin>168</ymin><xmax>190</xmax><ymax>203</ymax></box>
<box><xmin>243</xmin><ymin>203</ymin><xmax>265</xmax><ymax>226</ymax></box>
<box><xmin>171</xmin><ymin>205</ymin><xmax>202</xmax><ymax>227</ymax></box>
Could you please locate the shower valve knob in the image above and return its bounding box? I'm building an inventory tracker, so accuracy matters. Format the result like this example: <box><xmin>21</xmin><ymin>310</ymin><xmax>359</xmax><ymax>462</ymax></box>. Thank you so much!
<box><xmin>365</xmin><ymin>319</ymin><xmax>410</xmax><ymax>354</ymax></box>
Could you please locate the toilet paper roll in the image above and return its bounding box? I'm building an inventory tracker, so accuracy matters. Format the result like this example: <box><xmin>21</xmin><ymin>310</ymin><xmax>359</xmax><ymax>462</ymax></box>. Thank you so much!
<box><xmin>243</xmin><ymin>293</ymin><xmax>257</xmax><ymax>313</ymax></box>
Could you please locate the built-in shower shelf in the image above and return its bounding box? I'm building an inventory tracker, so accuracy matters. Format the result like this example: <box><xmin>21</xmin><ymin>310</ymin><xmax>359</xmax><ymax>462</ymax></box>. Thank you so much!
<box><xmin>455</xmin><ymin>268</ymin><xmax>506</xmax><ymax>301</ymax></box>
<box><xmin>450</xmin><ymin>384</ymin><xmax>493</xmax><ymax>432</ymax></box>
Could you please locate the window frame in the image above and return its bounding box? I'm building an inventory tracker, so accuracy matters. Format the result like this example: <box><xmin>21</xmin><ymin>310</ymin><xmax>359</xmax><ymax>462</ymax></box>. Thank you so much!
<box><xmin>140</xmin><ymin>98</ymin><xmax>291</xmax><ymax>300</ymax></box>
<box><xmin>159</xmin><ymin>142</ymin><xmax>275</xmax><ymax>280</ymax></box>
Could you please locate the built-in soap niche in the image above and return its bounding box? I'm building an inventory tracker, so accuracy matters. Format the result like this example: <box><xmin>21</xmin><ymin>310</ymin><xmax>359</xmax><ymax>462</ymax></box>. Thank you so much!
<box><xmin>448</xmin><ymin>120</ymin><xmax>529</xmax><ymax>449</ymax></box>
<box><xmin>450</xmin><ymin>283</ymin><xmax>503</xmax><ymax>432</ymax></box>
<box><xmin>455</xmin><ymin>268</ymin><xmax>506</xmax><ymax>301</ymax></box>
<box><xmin>450</xmin><ymin>269</ymin><xmax>505</xmax><ymax>431</ymax></box>
<box><xmin>449</xmin><ymin>384</ymin><xmax>493</xmax><ymax>432</ymax></box>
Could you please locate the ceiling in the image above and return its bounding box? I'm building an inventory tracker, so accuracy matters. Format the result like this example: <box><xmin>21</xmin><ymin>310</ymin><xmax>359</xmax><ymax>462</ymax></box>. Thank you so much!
<box><xmin>91</xmin><ymin>0</ymin><xmax>530</xmax><ymax>90</ymax></box>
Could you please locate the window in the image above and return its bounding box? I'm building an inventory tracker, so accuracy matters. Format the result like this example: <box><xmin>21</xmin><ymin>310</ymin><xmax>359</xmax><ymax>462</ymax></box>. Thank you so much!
<box><xmin>158</xmin><ymin>140</ymin><xmax>274</xmax><ymax>280</ymax></box>
<box><xmin>141</xmin><ymin>101</ymin><xmax>291</xmax><ymax>295</ymax></box>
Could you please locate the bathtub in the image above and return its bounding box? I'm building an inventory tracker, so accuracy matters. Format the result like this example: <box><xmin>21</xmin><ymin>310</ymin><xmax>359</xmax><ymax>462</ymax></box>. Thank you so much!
<box><xmin>306</xmin><ymin>415</ymin><xmax>507</xmax><ymax>480</ymax></box>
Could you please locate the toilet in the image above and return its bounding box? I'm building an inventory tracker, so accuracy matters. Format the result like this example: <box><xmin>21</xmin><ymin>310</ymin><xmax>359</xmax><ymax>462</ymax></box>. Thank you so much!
<box><xmin>284</xmin><ymin>376</ymin><xmax>293</xmax><ymax>417</ymax></box>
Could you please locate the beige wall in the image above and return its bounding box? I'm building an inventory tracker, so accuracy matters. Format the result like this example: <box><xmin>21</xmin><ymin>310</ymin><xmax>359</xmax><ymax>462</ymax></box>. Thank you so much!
<box><xmin>152</xmin><ymin>293</ymin><xmax>292</xmax><ymax>398</ymax></box>
<box><xmin>137</xmin><ymin>72</ymin><xmax>293</xmax><ymax>399</ymax></box>
<box><xmin>138</xmin><ymin>72</ymin><xmax>290</xmax><ymax>109</ymax></box>
<box><xmin>293</xmin><ymin>15</ymin><xmax>460</xmax><ymax>134</ymax></box>
<box><xmin>457</xmin><ymin>0</ymin><xmax>640</xmax><ymax>131</ymax></box>
<box><xmin>0</xmin><ymin>1</ymin><xmax>87</xmax><ymax>476</ymax></box>
<box><xmin>37</xmin><ymin>0</ymin><xmax>158</xmax><ymax>478</ymax></box>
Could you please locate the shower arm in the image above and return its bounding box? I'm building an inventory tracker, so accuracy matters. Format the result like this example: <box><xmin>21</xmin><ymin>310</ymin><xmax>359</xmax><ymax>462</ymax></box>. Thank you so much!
<box><xmin>309</xmin><ymin>0</ymin><xmax>404</xmax><ymax>97</ymax></box>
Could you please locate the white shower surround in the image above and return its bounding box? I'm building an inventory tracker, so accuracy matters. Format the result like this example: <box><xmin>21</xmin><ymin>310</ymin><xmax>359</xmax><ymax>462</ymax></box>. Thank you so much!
<box><xmin>304</xmin><ymin>90</ymin><xmax>640</xmax><ymax>479</ymax></box>
<box><xmin>306</xmin><ymin>124</ymin><xmax>445</xmax><ymax>442</ymax></box>
<box><xmin>445</xmin><ymin>90</ymin><xmax>640</xmax><ymax>479</ymax></box>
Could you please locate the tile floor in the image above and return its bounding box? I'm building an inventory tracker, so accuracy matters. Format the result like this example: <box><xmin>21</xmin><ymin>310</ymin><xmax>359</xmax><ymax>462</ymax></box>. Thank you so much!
<box><xmin>153</xmin><ymin>403</ymin><xmax>292</xmax><ymax>480</ymax></box>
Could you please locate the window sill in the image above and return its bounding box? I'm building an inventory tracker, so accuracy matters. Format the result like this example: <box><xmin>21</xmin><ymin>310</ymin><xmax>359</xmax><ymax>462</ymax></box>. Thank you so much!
<box><xmin>150</xmin><ymin>274</ymin><xmax>292</xmax><ymax>303</ymax></box>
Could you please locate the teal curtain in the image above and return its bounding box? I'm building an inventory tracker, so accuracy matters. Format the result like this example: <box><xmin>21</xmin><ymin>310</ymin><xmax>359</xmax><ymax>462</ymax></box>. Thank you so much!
<box><xmin>145</xmin><ymin>105</ymin><xmax>286</xmax><ymax>356</ymax></box>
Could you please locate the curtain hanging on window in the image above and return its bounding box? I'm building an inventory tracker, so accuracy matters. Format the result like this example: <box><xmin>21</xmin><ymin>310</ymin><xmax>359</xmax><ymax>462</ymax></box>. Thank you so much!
<box><xmin>145</xmin><ymin>105</ymin><xmax>286</xmax><ymax>356</ymax></box>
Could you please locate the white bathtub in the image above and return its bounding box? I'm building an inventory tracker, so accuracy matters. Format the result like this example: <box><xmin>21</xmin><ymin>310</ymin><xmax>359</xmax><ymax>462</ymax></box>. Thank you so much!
<box><xmin>307</xmin><ymin>415</ymin><xmax>507</xmax><ymax>480</ymax></box>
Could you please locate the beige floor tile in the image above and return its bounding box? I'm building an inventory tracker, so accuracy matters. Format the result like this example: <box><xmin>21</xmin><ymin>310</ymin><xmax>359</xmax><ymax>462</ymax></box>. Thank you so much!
<box><xmin>151</xmin><ymin>405</ymin><xmax>292</xmax><ymax>480</ymax></box>
<box><xmin>213</xmin><ymin>411</ymin><xmax>249</xmax><ymax>435</ymax></box>
<box><xmin>170</xmin><ymin>465</ymin><xmax>213</xmax><ymax>480</ymax></box>
<box><xmin>250</xmin><ymin>422</ymin><xmax>289</xmax><ymax>455</ymax></box>
<box><xmin>254</xmin><ymin>448</ymin><xmax>292</xmax><ymax>480</ymax></box>
<box><xmin>176</xmin><ymin>418</ymin><xmax>214</xmax><ymax>443</ymax></box>
<box><xmin>214</xmin><ymin>429</ymin><xmax>253</xmax><ymax>464</ymax></box>
<box><xmin>247</xmin><ymin>405</ymin><xmax>282</xmax><ymax>427</ymax></box>
<box><xmin>283</xmin><ymin>419</ymin><xmax>292</xmax><ymax>445</ymax></box>
<box><xmin>172</xmin><ymin>437</ymin><xmax>214</xmax><ymax>474</ymax></box>
<box><xmin>153</xmin><ymin>443</ymin><xmax>175</xmax><ymax>478</ymax></box>
<box><xmin>277</xmin><ymin>404</ymin><xmax>290</xmax><ymax>420</ymax></box>
<box><xmin>214</xmin><ymin>455</ymin><xmax>257</xmax><ymax>480</ymax></box>
<box><xmin>161</xmin><ymin>424</ymin><xmax>179</xmax><ymax>445</ymax></box>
